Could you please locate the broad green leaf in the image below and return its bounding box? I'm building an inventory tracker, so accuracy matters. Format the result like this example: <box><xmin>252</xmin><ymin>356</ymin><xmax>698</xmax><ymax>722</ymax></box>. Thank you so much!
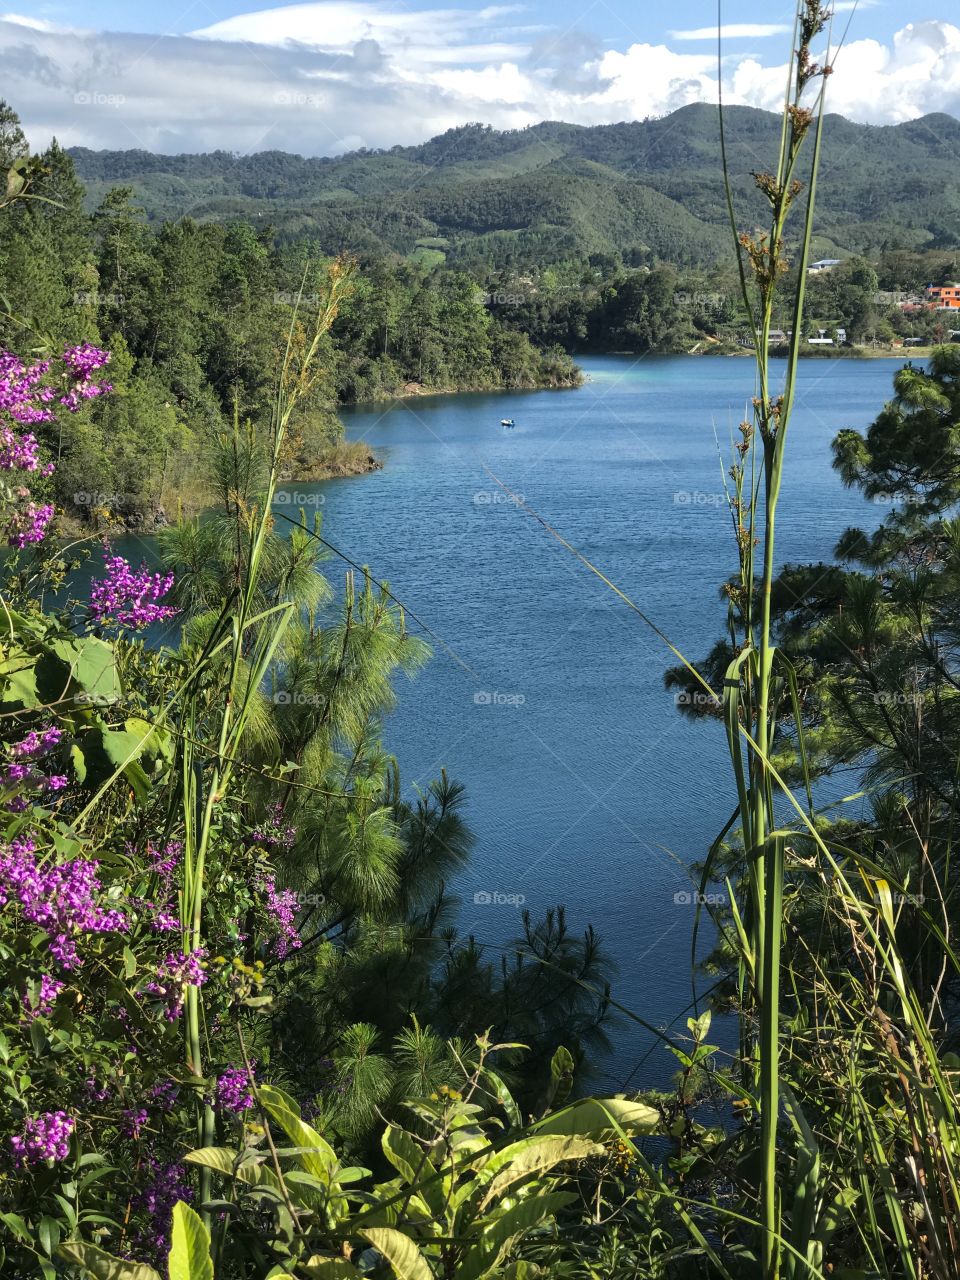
<box><xmin>0</xmin><ymin>653</ymin><xmax>38</xmax><ymax>708</ymax></box>
<box><xmin>184</xmin><ymin>1147</ymin><xmax>278</xmax><ymax>1188</ymax></box>
<box><xmin>301</xmin><ymin>1259</ymin><xmax>362</xmax><ymax>1277</ymax></box>
<box><xmin>58</xmin><ymin>1241</ymin><xmax>161</xmax><ymax>1280</ymax></box>
<box><xmin>479</xmin><ymin>1135</ymin><xmax>602</xmax><ymax>1208</ymax></box>
<box><xmin>480</xmin><ymin>1066</ymin><xmax>522</xmax><ymax>1128</ymax></box>
<box><xmin>168</xmin><ymin>1202</ymin><xmax>213</xmax><ymax>1280</ymax></box>
<box><xmin>0</xmin><ymin>1212</ymin><xmax>31</xmax><ymax>1243</ymax></box>
<box><xmin>50</xmin><ymin>635</ymin><xmax>119</xmax><ymax>703</ymax></box>
<box><xmin>382</xmin><ymin>1124</ymin><xmax>430</xmax><ymax>1186</ymax></box>
<box><xmin>458</xmin><ymin>1191</ymin><xmax>575</xmax><ymax>1280</ymax></box>
<box><xmin>547</xmin><ymin>1046</ymin><xmax>574</xmax><ymax>1110</ymax></box>
<box><xmin>532</xmin><ymin>1097</ymin><xmax>658</xmax><ymax>1139</ymax></box>
<box><xmin>259</xmin><ymin>1084</ymin><xmax>338</xmax><ymax>1181</ymax></box>
<box><xmin>359</xmin><ymin>1228</ymin><xmax>433</xmax><ymax>1280</ymax></box>
<box><xmin>38</xmin><ymin>1214</ymin><xmax>61</xmax><ymax>1258</ymax></box>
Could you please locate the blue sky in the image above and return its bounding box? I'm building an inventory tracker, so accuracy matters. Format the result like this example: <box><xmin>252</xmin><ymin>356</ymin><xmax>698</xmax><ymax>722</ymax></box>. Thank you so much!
<box><xmin>4</xmin><ymin>1</ymin><xmax>958</xmax><ymax>154</ymax></box>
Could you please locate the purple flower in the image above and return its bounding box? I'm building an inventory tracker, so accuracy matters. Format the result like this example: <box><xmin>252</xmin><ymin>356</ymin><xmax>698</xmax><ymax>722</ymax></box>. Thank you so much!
<box><xmin>22</xmin><ymin>973</ymin><xmax>65</xmax><ymax>1019</ymax></box>
<box><xmin>6</xmin><ymin>501</ymin><xmax>54</xmax><ymax>549</ymax></box>
<box><xmin>144</xmin><ymin>949</ymin><xmax>207</xmax><ymax>1020</ymax></box>
<box><xmin>212</xmin><ymin>1066</ymin><xmax>254</xmax><ymax>1114</ymax></box>
<box><xmin>148</xmin><ymin>1079</ymin><xmax>180</xmax><ymax>1112</ymax></box>
<box><xmin>0</xmin><ymin>841</ymin><xmax>128</xmax><ymax>970</ymax></box>
<box><xmin>258</xmin><ymin>872</ymin><xmax>302</xmax><ymax>959</ymax></box>
<box><xmin>130</xmin><ymin>1158</ymin><xmax>193</xmax><ymax>1263</ymax></box>
<box><xmin>10</xmin><ymin>1110</ymin><xmax>74</xmax><ymax>1166</ymax></box>
<box><xmin>122</xmin><ymin>1107</ymin><xmax>149</xmax><ymax>1139</ymax></box>
<box><xmin>89</xmin><ymin>553</ymin><xmax>178</xmax><ymax>629</ymax></box>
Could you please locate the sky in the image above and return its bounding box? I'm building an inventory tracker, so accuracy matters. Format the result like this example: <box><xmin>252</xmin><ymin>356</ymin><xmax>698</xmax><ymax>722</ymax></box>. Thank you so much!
<box><xmin>3</xmin><ymin>0</ymin><xmax>959</xmax><ymax>156</ymax></box>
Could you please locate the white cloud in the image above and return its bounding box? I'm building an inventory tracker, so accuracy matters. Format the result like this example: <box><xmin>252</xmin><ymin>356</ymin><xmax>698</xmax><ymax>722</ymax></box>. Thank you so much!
<box><xmin>0</xmin><ymin>6</ymin><xmax>957</xmax><ymax>158</ymax></box>
<box><xmin>669</xmin><ymin>24</ymin><xmax>791</xmax><ymax>41</ymax></box>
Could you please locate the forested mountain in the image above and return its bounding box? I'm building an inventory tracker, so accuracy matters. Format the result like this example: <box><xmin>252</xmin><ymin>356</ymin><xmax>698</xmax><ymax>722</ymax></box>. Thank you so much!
<box><xmin>70</xmin><ymin>105</ymin><xmax>960</xmax><ymax>267</ymax></box>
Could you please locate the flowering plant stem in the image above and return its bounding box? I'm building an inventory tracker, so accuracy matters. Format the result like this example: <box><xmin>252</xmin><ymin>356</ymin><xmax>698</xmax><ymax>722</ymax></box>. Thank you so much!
<box><xmin>719</xmin><ymin>4</ymin><xmax>831</xmax><ymax>1275</ymax></box>
<box><xmin>176</xmin><ymin>263</ymin><xmax>355</xmax><ymax>1226</ymax></box>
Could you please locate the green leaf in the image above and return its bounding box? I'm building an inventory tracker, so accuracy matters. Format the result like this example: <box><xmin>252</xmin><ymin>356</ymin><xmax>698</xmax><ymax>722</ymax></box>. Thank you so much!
<box><xmin>123</xmin><ymin>947</ymin><xmax>138</xmax><ymax>979</ymax></box>
<box><xmin>547</xmin><ymin>1046</ymin><xmax>574</xmax><ymax>1110</ymax></box>
<box><xmin>38</xmin><ymin>1214</ymin><xmax>61</xmax><ymax>1258</ymax></box>
<box><xmin>301</xmin><ymin>1259</ymin><xmax>362</xmax><ymax>1277</ymax></box>
<box><xmin>168</xmin><ymin>1202</ymin><xmax>213</xmax><ymax>1280</ymax></box>
<box><xmin>532</xmin><ymin>1097</ymin><xmax>658</xmax><ymax>1138</ymax></box>
<box><xmin>0</xmin><ymin>1212</ymin><xmax>31</xmax><ymax>1243</ymax></box>
<box><xmin>49</xmin><ymin>635</ymin><xmax>119</xmax><ymax>704</ymax></box>
<box><xmin>184</xmin><ymin>1147</ymin><xmax>278</xmax><ymax>1188</ymax></box>
<box><xmin>480</xmin><ymin>1067</ymin><xmax>522</xmax><ymax>1128</ymax></box>
<box><xmin>382</xmin><ymin>1125</ymin><xmax>429</xmax><ymax>1186</ymax></box>
<box><xmin>259</xmin><ymin>1084</ymin><xmax>338</xmax><ymax>1182</ymax></box>
<box><xmin>58</xmin><ymin>1241</ymin><xmax>162</xmax><ymax>1280</ymax></box>
<box><xmin>0</xmin><ymin>652</ymin><xmax>38</xmax><ymax>709</ymax></box>
<box><xmin>479</xmin><ymin>1135</ymin><xmax>601</xmax><ymax>1208</ymax></box>
<box><xmin>359</xmin><ymin>1228</ymin><xmax>433</xmax><ymax>1280</ymax></box>
<box><xmin>458</xmin><ymin>1191</ymin><xmax>575</xmax><ymax>1280</ymax></box>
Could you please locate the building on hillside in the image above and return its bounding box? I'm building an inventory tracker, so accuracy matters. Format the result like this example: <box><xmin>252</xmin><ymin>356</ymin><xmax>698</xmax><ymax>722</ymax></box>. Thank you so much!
<box><xmin>767</xmin><ymin>329</ymin><xmax>789</xmax><ymax>344</ymax></box>
<box><xmin>925</xmin><ymin>284</ymin><xmax>960</xmax><ymax>310</ymax></box>
<box><xmin>809</xmin><ymin>328</ymin><xmax>834</xmax><ymax>345</ymax></box>
<box><xmin>808</xmin><ymin>259</ymin><xmax>841</xmax><ymax>274</ymax></box>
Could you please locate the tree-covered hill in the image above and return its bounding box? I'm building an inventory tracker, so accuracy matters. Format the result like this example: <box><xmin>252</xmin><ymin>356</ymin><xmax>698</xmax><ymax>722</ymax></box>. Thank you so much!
<box><xmin>69</xmin><ymin>105</ymin><xmax>960</xmax><ymax>267</ymax></box>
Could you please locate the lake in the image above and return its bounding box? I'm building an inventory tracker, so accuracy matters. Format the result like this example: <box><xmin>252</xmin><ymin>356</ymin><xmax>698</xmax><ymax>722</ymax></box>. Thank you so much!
<box><xmin>270</xmin><ymin>352</ymin><xmax>900</xmax><ymax>1090</ymax></box>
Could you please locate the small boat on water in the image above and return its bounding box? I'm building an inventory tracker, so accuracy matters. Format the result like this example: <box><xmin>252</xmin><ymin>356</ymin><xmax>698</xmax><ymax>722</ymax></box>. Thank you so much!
<box><xmin>500</xmin><ymin>418</ymin><xmax>515</xmax><ymax>428</ymax></box>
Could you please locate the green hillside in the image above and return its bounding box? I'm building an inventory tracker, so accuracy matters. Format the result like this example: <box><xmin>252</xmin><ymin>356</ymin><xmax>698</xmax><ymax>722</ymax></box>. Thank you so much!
<box><xmin>69</xmin><ymin>105</ymin><xmax>960</xmax><ymax>267</ymax></box>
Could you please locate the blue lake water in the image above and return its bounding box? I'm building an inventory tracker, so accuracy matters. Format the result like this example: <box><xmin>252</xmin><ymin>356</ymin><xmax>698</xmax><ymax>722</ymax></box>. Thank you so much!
<box><xmin>290</xmin><ymin>352</ymin><xmax>900</xmax><ymax>1089</ymax></box>
<box><xmin>105</xmin><ymin>352</ymin><xmax>904</xmax><ymax>1089</ymax></box>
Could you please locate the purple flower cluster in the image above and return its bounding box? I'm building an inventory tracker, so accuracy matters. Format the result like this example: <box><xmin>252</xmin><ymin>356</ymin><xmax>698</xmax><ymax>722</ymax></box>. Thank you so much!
<box><xmin>22</xmin><ymin>973</ymin><xmax>65</xmax><ymax>1019</ymax></box>
<box><xmin>11</xmin><ymin>725</ymin><xmax>63</xmax><ymax>757</ymax></box>
<box><xmin>3</xmin><ymin>723</ymin><xmax>68</xmax><ymax>811</ymax></box>
<box><xmin>144</xmin><ymin>949</ymin><xmax>207</xmax><ymax>1020</ymax></box>
<box><xmin>0</xmin><ymin>837</ymin><xmax>128</xmax><ymax>969</ymax></box>
<box><xmin>249</xmin><ymin>802</ymin><xmax>297</xmax><ymax>851</ymax></box>
<box><xmin>89</xmin><ymin>553</ymin><xmax>178</xmax><ymax>629</ymax></box>
<box><xmin>130</xmin><ymin>1158</ymin><xmax>193</xmax><ymax>1262</ymax></box>
<box><xmin>148</xmin><ymin>1079</ymin><xmax>180</xmax><ymax>1112</ymax></box>
<box><xmin>10</xmin><ymin>1110</ymin><xmax>74</xmax><ymax>1167</ymax></box>
<box><xmin>122</xmin><ymin>1106</ymin><xmax>149</xmax><ymax>1139</ymax></box>
<box><xmin>213</xmin><ymin>1066</ymin><xmax>254</xmax><ymax>1114</ymax></box>
<box><xmin>259</xmin><ymin>872</ymin><xmax>301</xmax><ymax>959</ymax></box>
<box><xmin>6</xmin><ymin>501</ymin><xmax>54</xmax><ymax>549</ymax></box>
<box><xmin>145</xmin><ymin>840</ymin><xmax>181</xmax><ymax>877</ymax></box>
<box><xmin>0</xmin><ymin>344</ymin><xmax>111</xmax><ymax>549</ymax></box>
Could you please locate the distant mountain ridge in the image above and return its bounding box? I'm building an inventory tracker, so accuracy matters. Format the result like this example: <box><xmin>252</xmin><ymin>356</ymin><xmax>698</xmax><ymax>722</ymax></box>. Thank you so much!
<box><xmin>69</xmin><ymin>104</ymin><xmax>960</xmax><ymax>268</ymax></box>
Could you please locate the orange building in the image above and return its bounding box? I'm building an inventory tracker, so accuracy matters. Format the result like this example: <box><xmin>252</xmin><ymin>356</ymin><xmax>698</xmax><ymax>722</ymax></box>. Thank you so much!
<box><xmin>926</xmin><ymin>285</ymin><xmax>960</xmax><ymax>310</ymax></box>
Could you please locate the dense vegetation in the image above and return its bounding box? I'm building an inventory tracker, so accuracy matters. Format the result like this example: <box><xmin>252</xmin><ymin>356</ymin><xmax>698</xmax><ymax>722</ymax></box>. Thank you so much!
<box><xmin>0</xmin><ymin>103</ymin><xmax>579</xmax><ymax>528</ymax></box>
<box><xmin>70</xmin><ymin>106</ymin><xmax>960</xmax><ymax>268</ymax></box>
<box><xmin>3</xmin><ymin>7</ymin><xmax>960</xmax><ymax>1278</ymax></box>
